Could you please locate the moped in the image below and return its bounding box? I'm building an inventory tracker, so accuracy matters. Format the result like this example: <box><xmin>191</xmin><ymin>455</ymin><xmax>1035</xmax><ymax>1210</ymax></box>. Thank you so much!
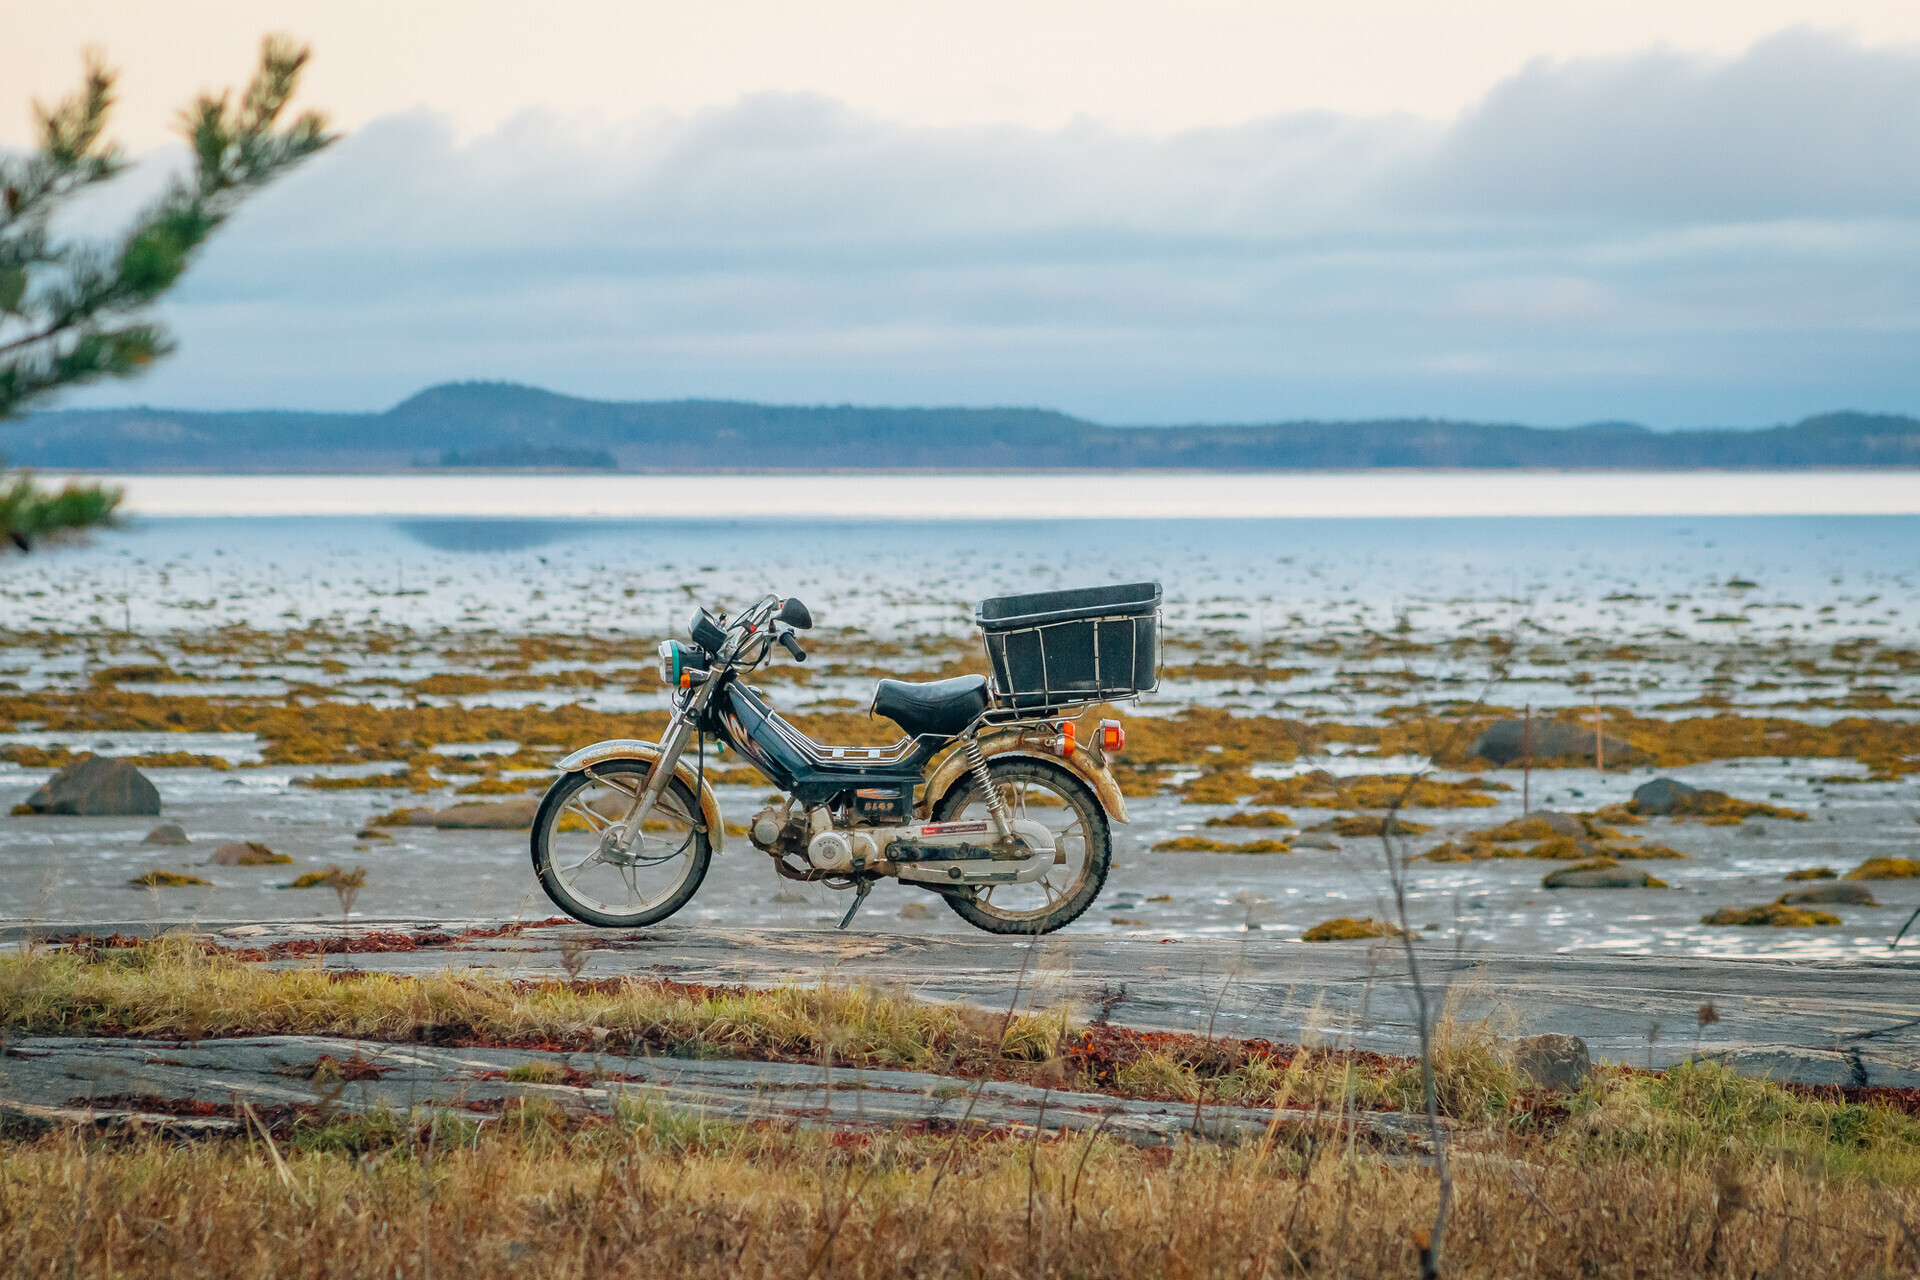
<box><xmin>531</xmin><ymin>582</ymin><xmax>1160</xmax><ymax>934</ymax></box>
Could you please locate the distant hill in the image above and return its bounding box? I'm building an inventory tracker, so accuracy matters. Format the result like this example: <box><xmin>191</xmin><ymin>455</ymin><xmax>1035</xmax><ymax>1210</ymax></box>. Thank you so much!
<box><xmin>6</xmin><ymin>382</ymin><xmax>1919</xmax><ymax>471</ymax></box>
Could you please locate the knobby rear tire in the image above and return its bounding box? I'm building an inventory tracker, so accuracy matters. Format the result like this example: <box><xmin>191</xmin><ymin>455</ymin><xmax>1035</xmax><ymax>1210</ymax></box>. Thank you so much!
<box><xmin>930</xmin><ymin>756</ymin><xmax>1111</xmax><ymax>935</ymax></box>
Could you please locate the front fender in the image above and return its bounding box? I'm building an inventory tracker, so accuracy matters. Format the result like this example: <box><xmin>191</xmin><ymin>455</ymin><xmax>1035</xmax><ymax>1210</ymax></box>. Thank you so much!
<box><xmin>553</xmin><ymin>738</ymin><xmax>726</xmax><ymax>852</ymax></box>
<box><xmin>920</xmin><ymin>727</ymin><xmax>1129</xmax><ymax>824</ymax></box>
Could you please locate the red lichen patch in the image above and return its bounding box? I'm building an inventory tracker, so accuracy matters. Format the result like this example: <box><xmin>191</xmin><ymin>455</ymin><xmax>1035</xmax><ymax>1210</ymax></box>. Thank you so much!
<box><xmin>257</xmin><ymin>931</ymin><xmax>452</xmax><ymax>959</ymax></box>
<box><xmin>458</xmin><ymin>918</ymin><xmax>573</xmax><ymax>940</ymax></box>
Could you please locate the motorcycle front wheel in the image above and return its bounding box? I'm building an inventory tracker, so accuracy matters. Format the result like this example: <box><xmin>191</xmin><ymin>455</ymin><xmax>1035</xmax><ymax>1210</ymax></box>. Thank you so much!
<box><xmin>530</xmin><ymin>759</ymin><xmax>711</xmax><ymax>928</ymax></box>
<box><xmin>930</xmin><ymin>756</ymin><xmax>1110</xmax><ymax>935</ymax></box>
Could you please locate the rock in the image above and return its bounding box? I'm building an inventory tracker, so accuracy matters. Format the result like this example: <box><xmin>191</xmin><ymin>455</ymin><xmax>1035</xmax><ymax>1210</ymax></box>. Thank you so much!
<box><xmin>1469</xmin><ymin>720</ymin><xmax>1638</xmax><ymax>766</ymax></box>
<box><xmin>1534</xmin><ymin>811</ymin><xmax>1585</xmax><ymax>837</ymax></box>
<box><xmin>142</xmin><ymin>822</ymin><xmax>190</xmax><ymax>846</ymax></box>
<box><xmin>1777</xmin><ymin>883</ymin><xmax>1878</xmax><ymax>906</ymax></box>
<box><xmin>1510</xmin><ymin>1034</ymin><xmax>1591</xmax><ymax>1092</ymax></box>
<box><xmin>1292</xmin><ymin>834</ymin><xmax>1340</xmax><ymax>850</ymax></box>
<box><xmin>22</xmin><ymin>756</ymin><xmax>161</xmax><ymax>816</ymax></box>
<box><xmin>432</xmin><ymin>798</ymin><xmax>539</xmax><ymax>830</ymax></box>
<box><xmin>900</xmin><ymin>901</ymin><xmax>933</xmax><ymax>920</ymax></box>
<box><xmin>1542</xmin><ymin>858</ymin><xmax>1664</xmax><ymax>889</ymax></box>
<box><xmin>1629</xmin><ymin>777</ymin><xmax>1697</xmax><ymax>815</ymax></box>
<box><xmin>211</xmin><ymin>841</ymin><xmax>292</xmax><ymax>866</ymax></box>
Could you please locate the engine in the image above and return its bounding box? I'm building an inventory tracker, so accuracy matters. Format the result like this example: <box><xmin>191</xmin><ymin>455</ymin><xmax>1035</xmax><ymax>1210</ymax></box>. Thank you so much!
<box><xmin>748</xmin><ymin>798</ymin><xmax>808</xmax><ymax>857</ymax></box>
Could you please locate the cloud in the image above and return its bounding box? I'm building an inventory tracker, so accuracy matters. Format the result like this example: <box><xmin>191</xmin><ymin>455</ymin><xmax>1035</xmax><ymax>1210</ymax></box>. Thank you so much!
<box><xmin>1416</xmin><ymin>28</ymin><xmax>1920</xmax><ymax>219</ymax></box>
<box><xmin>54</xmin><ymin>29</ymin><xmax>1920</xmax><ymax>426</ymax></box>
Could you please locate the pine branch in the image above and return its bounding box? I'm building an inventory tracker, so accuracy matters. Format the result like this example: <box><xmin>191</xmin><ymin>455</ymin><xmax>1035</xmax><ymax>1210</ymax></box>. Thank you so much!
<box><xmin>0</xmin><ymin>34</ymin><xmax>335</xmax><ymax>549</ymax></box>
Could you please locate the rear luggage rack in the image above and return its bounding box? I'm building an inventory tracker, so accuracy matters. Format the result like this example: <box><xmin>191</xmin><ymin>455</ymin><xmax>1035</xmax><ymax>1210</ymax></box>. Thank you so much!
<box><xmin>974</xmin><ymin>581</ymin><xmax>1162</xmax><ymax>713</ymax></box>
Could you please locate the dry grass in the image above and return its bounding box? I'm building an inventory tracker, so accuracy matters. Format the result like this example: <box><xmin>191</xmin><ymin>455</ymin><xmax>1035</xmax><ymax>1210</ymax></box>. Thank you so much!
<box><xmin>0</xmin><ymin>936</ymin><xmax>1064</xmax><ymax>1078</ymax></box>
<box><xmin>2</xmin><ymin>1084</ymin><xmax>1916</xmax><ymax>1279</ymax></box>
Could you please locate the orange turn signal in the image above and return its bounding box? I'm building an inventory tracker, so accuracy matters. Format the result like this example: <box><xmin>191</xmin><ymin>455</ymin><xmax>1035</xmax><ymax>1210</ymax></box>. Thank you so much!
<box><xmin>1100</xmin><ymin>720</ymin><xmax>1125</xmax><ymax>753</ymax></box>
<box><xmin>1057</xmin><ymin>720</ymin><xmax>1076</xmax><ymax>757</ymax></box>
<box><xmin>679</xmin><ymin>671</ymin><xmax>692</xmax><ymax>689</ymax></box>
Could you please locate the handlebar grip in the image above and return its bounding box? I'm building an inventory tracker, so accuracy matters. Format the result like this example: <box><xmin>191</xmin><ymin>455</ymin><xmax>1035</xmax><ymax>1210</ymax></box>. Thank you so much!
<box><xmin>778</xmin><ymin>631</ymin><xmax>807</xmax><ymax>663</ymax></box>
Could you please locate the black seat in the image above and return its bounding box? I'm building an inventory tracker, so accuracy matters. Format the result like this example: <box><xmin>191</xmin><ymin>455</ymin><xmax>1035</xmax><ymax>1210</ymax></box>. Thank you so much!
<box><xmin>871</xmin><ymin>674</ymin><xmax>990</xmax><ymax>740</ymax></box>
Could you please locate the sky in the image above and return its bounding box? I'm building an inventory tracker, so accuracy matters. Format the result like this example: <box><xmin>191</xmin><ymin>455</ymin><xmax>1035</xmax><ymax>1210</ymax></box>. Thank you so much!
<box><xmin>10</xmin><ymin>2</ymin><xmax>1920</xmax><ymax>427</ymax></box>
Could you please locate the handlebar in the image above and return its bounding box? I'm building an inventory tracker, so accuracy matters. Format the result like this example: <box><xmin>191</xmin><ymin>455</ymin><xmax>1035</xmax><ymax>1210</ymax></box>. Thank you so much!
<box><xmin>777</xmin><ymin>628</ymin><xmax>807</xmax><ymax>662</ymax></box>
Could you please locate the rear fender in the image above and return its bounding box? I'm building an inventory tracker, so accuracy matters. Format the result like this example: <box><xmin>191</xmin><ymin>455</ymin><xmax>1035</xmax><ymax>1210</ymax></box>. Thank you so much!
<box><xmin>553</xmin><ymin>738</ymin><xmax>726</xmax><ymax>852</ymax></box>
<box><xmin>920</xmin><ymin>727</ymin><xmax>1129</xmax><ymax>824</ymax></box>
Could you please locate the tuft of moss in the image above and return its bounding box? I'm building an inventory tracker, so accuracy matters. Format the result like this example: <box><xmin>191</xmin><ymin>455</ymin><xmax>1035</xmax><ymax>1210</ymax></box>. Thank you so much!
<box><xmin>128</xmin><ymin>870</ymin><xmax>210</xmax><ymax>887</ymax></box>
<box><xmin>1596</xmin><ymin>841</ymin><xmax>1688</xmax><ymax>861</ymax></box>
<box><xmin>505</xmin><ymin>1061</ymin><xmax>567</xmax><ymax>1084</ymax></box>
<box><xmin>1203</xmin><ymin>809</ymin><xmax>1293</xmax><ymax>828</ymax></box>
<box><xmin>1328</xmin><ymin>814</ymin><xmax>1431</xmax><ymax>837</ymax></box>
<box><xmin>1845</xmin><ymin>857</ymin><xmax>1920</xmax><ymax>880</ymax></box>
<box><xmin>285</xmin><ymin>864</ymin><xmax>368</xmax><ymax>891</ymax></box>
<box><xmin>1301</xmin><ymin>916</ymin><xmax>1405</xmax><ymax>942</ymax></box>
<box><xmin>1786</xmin><ymin>866</ymin><xmax>1837</xmax><ymax>881</ymax></box>
<box><xmin>1151</xmin><ymin>836</ymin><xmax>1290</xmax><ymax>854</ymax></box>
<box><xmin>1702</xmin><ymin>903</ymin><xmax>1842</xmax><ymax>927</ymax></box>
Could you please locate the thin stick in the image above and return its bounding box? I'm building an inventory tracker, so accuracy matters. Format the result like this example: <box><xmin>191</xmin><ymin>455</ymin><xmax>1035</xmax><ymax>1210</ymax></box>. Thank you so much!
<box><xmin>1522</xmin><ymin>702</ymin><xmax>1532</xmax><ymax>813</ymax></box>
<box><xmin>1890</xmin><ymin>906</ymin><xmax>1920</xmax><ymax>952</ymax></box>
<box><xmin>239</xmin><ymin>1099</ymin><xmax>297</xmax><ymax>1194</ymax></box>
<box><xmin>1593</xmin><ymin>698</ymin><xmax>1604</xmax><ymax>773</ymax></box>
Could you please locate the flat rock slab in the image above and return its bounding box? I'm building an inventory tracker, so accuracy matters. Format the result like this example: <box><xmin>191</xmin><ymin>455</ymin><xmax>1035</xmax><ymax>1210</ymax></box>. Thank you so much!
<box><xmin>7</xmin><ymin>918</ymin><xmax>1917</xmax><ymax>1087</ymax></box>
<box><xmin>0</xmin><ymin>1035</ymin><xmax>1432</xmax><ymax>1148</ymax></box>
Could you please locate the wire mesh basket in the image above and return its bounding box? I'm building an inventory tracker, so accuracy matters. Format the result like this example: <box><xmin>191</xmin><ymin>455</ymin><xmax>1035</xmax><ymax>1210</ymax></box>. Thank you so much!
<box><xmin>974</xmin><ymin>581</ymin><xmax>1161</xmax><ymax>712</ymax></box>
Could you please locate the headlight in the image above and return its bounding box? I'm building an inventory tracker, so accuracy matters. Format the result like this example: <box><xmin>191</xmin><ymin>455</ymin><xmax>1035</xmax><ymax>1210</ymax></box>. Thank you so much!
<box><xmin>658</xmin><ymin>640</ymin><xmax>684</xmax><ymax>686</ymax></box>
<box><xmin>658</xmin><ymin>640</ymin><xmax>705</xmax><ymax>689</ymax></box>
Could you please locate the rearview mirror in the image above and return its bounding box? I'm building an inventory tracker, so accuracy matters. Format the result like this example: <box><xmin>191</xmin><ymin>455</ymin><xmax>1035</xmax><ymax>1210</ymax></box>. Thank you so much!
<box><xmin>778</xmin><ymin>598</ymin><xmax>813</xmax><ymax>630</ymax></box>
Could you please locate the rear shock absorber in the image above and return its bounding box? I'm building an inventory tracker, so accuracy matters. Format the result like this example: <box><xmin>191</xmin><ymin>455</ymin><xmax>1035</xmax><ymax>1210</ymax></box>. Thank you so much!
<box><xmin>963</xmin><ymin>732</ymin><xmax>1013</xmax><ymax>837</ymax></box>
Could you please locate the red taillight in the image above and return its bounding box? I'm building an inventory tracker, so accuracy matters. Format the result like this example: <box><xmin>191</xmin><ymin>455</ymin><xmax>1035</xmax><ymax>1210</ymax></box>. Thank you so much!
<box><xmin>1100</xmin><ymin>720</ymin><xmax>1125</xmax><ymax>753</ymax></box>
<box><xmin>1058</xmin><ymin>720</ymin><xmax>1076</xmax><ymax>757</ymax></box>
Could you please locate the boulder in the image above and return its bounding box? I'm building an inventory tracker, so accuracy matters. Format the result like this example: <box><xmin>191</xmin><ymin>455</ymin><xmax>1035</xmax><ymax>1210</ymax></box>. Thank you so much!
<box><xmin>1510</xmin><ymin>1034</ymin><xmax>1591</xmax><ymax>1092</ymax></box>
<box><xmin>1534</xmin><ymin>810</ymin><xmax>1585</xmax><ymax>838</ymax></box>
<box><xmin>211</xmin><ymin>841</ymin><xmax>292</xmax><ymax>866</ymax></box>
<box><xmin>1470</xmin><ymin>719</ymin><xmax>1639</xmax><ymax>766</ymax></box>
<box><xmin>1630</xmin><ymin>778</ymin><xmax>1697</xmax><ymax>815</ymax></box>
<box><xmin>142</xmin><ymin>821</ymin><xmax>191</xmax><ymax>846</ymax></box>
<box><xmin>433</xmin><ymin>798</ymin><xmax>540</xmax><ymax>830</ymax></box>
<box><xmin>1778</xmin><ymin>883</ymin><xmax>1878</xmax><ymax>906</ymax></box>
<box><xmin>22</xmin><ymin>756</ymin><xmax>161</xmax><ymax>816</ymax></box>
<box><xmin>1542</xmin><ymin>858</ymin><xmax>1663</xmax><ymax>889</ymax></box>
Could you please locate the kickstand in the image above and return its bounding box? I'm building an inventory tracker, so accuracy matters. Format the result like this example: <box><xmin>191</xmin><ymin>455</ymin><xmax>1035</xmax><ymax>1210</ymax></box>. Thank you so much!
<box><xmin>837</xmin><ymin>878</ymin><xmax>873</xmax><ymax>931</ymax></box>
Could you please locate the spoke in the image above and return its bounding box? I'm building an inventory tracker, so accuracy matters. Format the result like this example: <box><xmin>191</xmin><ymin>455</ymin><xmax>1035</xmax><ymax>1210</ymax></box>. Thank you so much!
<box><xmin>562</xmin><ymin>848</ymin><xmax>604</xmax><ymax>875</ymax></box>
<box><xmin>563</xmin><ymin>797</ymin><xmax>614</xmax><ymax>834</ymax></box>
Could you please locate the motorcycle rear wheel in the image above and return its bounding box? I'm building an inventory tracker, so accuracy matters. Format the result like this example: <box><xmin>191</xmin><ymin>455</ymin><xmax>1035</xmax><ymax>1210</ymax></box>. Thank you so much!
<box><xmin>930</xmin><ymin>756</ymin><xmax>1110</xmax><ymax>935</ymax></box>
<box><xmin>530</xmin><ymin>760</ymin><xmax>711</xmax><ymax>928</ymax></box>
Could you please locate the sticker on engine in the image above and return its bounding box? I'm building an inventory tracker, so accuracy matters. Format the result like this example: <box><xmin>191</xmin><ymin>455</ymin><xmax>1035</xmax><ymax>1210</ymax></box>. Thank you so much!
<box><xmin>919</xmin><ymin>820</ymin><xmax>991</xmax><ymax>836</ymax></box>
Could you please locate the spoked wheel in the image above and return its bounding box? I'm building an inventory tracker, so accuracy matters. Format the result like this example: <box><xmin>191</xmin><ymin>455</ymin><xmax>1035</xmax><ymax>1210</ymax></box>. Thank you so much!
<box><xmin>531</xmin><ymin>760</ymin><xmax>711</xmax><ymax>928</ymax></box>
<box><xmin>930</xmin><ymin>757</ymin><xmax>1110</xmax><ymax>935</ymax></box>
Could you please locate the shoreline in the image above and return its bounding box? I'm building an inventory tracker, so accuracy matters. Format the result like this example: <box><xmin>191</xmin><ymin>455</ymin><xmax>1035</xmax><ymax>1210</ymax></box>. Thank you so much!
<box><xmin>34</xmin><ymin>470</ymin><xmax>1920</xmax><ymax>519</ymax></box>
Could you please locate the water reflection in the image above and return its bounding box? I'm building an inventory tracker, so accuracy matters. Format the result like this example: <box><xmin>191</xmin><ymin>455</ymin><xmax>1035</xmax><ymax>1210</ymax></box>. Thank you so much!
<box><xmin>395</xmin><ymin>519</ymin><xmax>575</xmax><ymax>552</ymax></box>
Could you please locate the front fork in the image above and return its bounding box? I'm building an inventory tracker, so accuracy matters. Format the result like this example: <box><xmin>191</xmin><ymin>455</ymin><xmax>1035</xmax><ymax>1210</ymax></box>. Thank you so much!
<box><xmin>606</xmin><ymin>697</ymin><xmax>702</xmax><ymax>859</ymax></box>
